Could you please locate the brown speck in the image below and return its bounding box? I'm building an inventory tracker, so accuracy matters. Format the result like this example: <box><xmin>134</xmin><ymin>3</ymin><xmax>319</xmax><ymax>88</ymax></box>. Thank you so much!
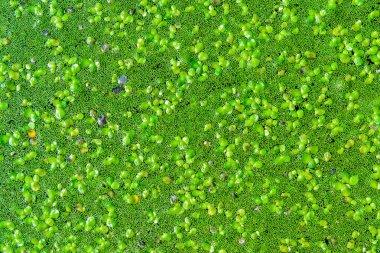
<box><xmin>212</xmin><ymin>0</ymin><xmax>223</xmax><ymax>6</ymax></box>
<box><xmin>220</xmin><ymin>173</ymin><xmax>228</xmax><ymax>180</ymax></box>
<box><xmin>101</xmin><ymin>43</ymin><xmax>111</xmax><ymax>53</ymax></box>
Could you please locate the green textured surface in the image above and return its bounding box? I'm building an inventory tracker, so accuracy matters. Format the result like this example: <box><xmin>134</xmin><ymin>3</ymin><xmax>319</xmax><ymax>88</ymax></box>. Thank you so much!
<box><xmin>0</xmin><ymin>0</ymin><xmax>380</xmax><ymax>252</ymax></box>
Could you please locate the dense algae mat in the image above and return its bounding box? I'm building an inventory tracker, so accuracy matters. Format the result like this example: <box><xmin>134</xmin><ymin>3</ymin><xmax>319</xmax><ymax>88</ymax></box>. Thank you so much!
<box><xmin>0</xmin><ymin>0</ymin><xmax>380</xmax><ymax>252</ymax></box>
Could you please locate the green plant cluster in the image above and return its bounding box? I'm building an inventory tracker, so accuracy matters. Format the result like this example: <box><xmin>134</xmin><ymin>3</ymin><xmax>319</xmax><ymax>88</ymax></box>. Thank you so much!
<box><xmin>0</xmin><ymin>0</ymin><xmax>380</xmax><ymax>252</ymax></box>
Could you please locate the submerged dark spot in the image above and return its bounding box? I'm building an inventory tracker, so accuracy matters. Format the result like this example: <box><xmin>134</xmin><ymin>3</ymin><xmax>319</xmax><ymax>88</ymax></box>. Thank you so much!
<box><xmin>366</xmin><ymin>57</ymin><xmax>375</xmax><ymax>65</ymax></box>
<box><xmin>326</xmin><ymin>135</ymin><xmax>335</xmax><ymax>143</ymax></box>
<box><xmin>138</xmin><ymin>239</ymin><xmax>145</xmax><ymax>248</ymax></box>
<box><xmin>97</xmin><ymin>115</ymin><xmax>107</xmax><ymax>126</ymax></box>
<box><xmin>64</xmin><ymin>7</ymin><xmax>75</xmax><ymax>13</ymax></box>
<box><xmin>112</xmin><ymin>86</ymin><xmax>124</xmax><ymax>94</ymax></box>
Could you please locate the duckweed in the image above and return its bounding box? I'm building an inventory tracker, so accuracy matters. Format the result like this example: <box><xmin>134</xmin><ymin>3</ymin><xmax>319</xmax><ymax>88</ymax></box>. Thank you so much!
<box><xmin>1</xmin><ymin>0</ymin><xmax>380</xmax><ymax>252</ymax></box>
